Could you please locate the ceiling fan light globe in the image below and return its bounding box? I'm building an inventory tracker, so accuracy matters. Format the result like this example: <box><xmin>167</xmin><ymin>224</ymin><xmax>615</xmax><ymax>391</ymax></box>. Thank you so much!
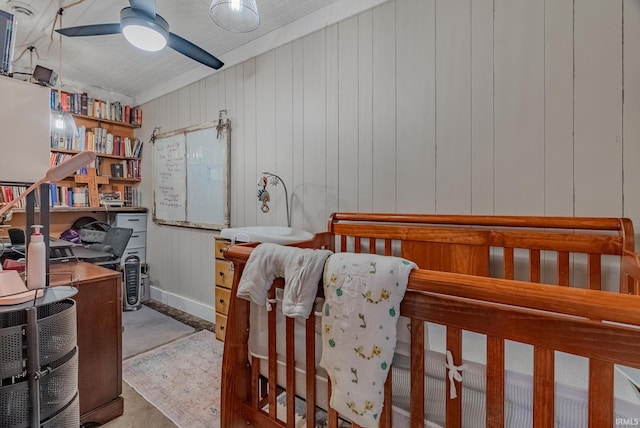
<box><xmin>210</xmin><ymin>0</ymin><xmax>259</xmax><ymax>33</ymax></box>
<box><xmin>120</xmin><ymin>7</ymin><xmax>169</xmax><ymax>51</ymax></box>
<box><xmin>123</xmin><ymin>24</ymin><xmax>167</xmax><ymax>51</ymax></box>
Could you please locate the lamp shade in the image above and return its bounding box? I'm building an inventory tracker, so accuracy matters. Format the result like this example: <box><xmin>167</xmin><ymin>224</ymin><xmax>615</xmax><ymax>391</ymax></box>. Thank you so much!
<box><xmin>209</xmin><ymin>0</ymin><xmax>259</xmax><ymax>33</ymax></box>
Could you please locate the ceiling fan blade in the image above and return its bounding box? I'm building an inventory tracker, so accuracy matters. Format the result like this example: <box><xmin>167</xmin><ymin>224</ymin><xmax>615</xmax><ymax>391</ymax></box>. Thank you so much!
<box><xmin>56</xmin><ymin>23</ymin><xmax>122</xmax><ymax>37</ymax></box>
<box><xmin>167</xmin><ymin>33</ymin><xmax>224</xmax><ymax>70</ymax></box>
<box><xmin>130</xmin><ymin>0</ymin><xmax>157</xmax><ymax>18</ymax></box>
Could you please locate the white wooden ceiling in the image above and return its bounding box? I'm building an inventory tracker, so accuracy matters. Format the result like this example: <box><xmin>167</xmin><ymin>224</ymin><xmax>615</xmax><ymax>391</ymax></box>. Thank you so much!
<box><xmin>1</xmin><ymin>0</ymin><xmax>343</xmax><ymax>100</ymax></box>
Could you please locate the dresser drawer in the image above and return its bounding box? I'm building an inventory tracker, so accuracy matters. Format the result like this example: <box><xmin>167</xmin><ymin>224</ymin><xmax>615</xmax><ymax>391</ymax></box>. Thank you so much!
<box><xmin>215</xmin><ymin>313</ymin><xmax>228</xmax><ymax>341</ymax></box>
<box><xmin>215</xmin><ymin>286</ymin><xmax>231</xmax><ymax>315</ymax></box>
<box><xmin>215</xmin><ymin>259</ymin><xmax>234</xmax><ymax>288</ymax></box>
<box><xmin>215</xmin><ymin>239</ymin><xmax>230</xmax><ymax>259</ymax></box>
<box><xmin>128</xmin><ymin>231</ymin><xmax>146</xmax><ymax>248</ymax></box>
<box><xmin>112</xmin><ymin>213</ymin><xmax>147</xmax><ymax>232</ymax></box>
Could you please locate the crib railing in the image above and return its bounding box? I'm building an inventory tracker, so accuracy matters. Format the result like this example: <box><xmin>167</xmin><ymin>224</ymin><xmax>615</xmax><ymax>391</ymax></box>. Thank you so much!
<box><xmin>402</xmin><ymin>273</ymin><xmax>640</xmax><ymax>428</ymax></box>
<box><xmin>221</xmin><ymin>214</ymin><xmax>640</xmax><ymax>428</ymax></box>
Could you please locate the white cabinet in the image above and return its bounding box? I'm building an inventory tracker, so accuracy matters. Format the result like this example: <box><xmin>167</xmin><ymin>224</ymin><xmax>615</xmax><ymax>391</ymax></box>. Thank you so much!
<box><xmin>111</xmin><ymin>213</ymin><xmax>147</xmax><ymax>264</ymax></box>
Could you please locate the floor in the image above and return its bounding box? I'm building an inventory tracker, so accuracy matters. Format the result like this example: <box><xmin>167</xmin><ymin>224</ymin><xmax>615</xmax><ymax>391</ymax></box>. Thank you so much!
<box><xmin>97</xmin><ymin>300</ymin><xmax>216</xmax><ymax>428</ymax></box>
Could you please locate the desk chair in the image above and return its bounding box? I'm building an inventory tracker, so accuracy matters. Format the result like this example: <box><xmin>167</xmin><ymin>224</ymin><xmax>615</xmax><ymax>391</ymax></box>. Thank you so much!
<box><xmin>75</xmin><ymin>227</ymin><xmax>133</xmax><ymax>270</ymax></box>
<box><xmin>6</xmin><ymin>228</ymin><xmax>25</xmax><ymax>260</ymax></box>
<box><xmin>8</xmin><ymin>228</ymin><xmax>25</xmax><ymax>246</ymax></box>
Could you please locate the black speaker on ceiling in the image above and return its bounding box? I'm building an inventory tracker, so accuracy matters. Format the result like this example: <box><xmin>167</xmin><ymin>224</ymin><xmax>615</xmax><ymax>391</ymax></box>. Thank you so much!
<box><xmin>32</xmin><ymin>65</ymin><xmax>58</xmax><ymax>87</ymax></box>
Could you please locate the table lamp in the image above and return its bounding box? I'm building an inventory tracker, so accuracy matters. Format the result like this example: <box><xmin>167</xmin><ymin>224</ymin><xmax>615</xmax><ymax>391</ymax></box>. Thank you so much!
<box><xmin>0</xmin><ymin>151</ymin><xmax>97</xmax><ymax>304</ymax></box>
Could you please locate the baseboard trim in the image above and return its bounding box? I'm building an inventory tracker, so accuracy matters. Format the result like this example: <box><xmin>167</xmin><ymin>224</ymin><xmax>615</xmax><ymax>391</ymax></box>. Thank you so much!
<box><xmin>148</xmin><ymin>286</ymin><xmax>215</xmax><ymax>323</ymax></box>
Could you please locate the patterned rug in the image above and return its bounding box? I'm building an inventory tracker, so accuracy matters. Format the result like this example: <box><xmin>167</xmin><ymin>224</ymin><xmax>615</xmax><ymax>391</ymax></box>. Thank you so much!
<box><xmin>122</xmin><ymin>330</ymin><xmax>222</xmax><ymax>427</ymax></box>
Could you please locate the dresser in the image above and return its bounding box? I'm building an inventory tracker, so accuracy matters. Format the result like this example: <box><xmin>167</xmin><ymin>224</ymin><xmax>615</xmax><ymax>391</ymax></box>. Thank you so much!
<box><xmin>111</xmin><ymin>212</ymin><xmax>147</xmax><ymax>265</ymax></box>
<box><xmin>214</xmin><ymin>238</ymin><xmax>234</xmax><ymax>341</ymax></box>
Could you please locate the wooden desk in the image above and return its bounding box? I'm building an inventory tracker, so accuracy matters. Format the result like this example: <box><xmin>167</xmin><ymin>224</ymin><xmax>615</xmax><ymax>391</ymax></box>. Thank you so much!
<box><xmin>51</xmin><ymin>261</ymin><xmax>123</xmax><ymax>425</ymax></box>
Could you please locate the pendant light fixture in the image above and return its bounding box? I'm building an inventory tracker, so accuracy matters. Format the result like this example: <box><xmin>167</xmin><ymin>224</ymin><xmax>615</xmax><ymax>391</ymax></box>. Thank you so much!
<box><xmin>209</xmin><ymin>0</ymin><xmax>259</xmax><ymax>33</ymax></box>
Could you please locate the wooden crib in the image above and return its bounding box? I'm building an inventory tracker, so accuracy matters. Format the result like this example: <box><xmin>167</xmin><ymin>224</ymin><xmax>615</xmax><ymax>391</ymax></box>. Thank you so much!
<box><xmin>221</xmin><ymin>213</ymin><xmax>640</xmax><ymax>427</ymax></box>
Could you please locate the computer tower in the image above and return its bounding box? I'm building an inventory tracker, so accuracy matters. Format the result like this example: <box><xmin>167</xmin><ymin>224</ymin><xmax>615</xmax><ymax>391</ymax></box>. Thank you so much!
<box><xmin>123</xmin><ymin>255</ymin><xmax>141</xmax><ymax>311</ymax></box>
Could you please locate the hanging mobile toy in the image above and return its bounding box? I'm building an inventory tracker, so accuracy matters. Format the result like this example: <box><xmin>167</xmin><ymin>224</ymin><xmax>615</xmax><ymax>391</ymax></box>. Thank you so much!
<box><xmin>257</xmin><ymin>176</ymin><xmax>270</xmax><ymax>213</ymax></box>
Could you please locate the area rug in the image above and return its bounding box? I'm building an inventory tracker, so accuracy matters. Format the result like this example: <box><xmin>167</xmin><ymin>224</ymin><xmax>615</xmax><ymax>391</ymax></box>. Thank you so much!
<box><xmin>122</xmin><ymin>305</ymin><xmax>195</xmax><ymax>359</ymax></box>
<box><xmin>122</xmin><ymin>330</ymin><xmax>222</xmax><ymax>427</ymax></box>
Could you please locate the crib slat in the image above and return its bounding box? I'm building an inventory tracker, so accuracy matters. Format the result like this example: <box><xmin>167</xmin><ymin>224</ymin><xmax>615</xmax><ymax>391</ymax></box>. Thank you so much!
<box><xmin>328</xmin><ymin>381</ymin><xmax>338</xmax><ymax>428</ymax></box>
<box><xmin>588</xmin><ymin>253</ymin><xmax>602</xmax><ymax>290</ymax></box>
<box><xmin>370</xmin><ymin>237</ymin><xmax>376</xmax><ymax>254</ymax></box>
<box><xmin>341</xmin><ymin>234</ymin><xmax>347</xmax><ymax>252</ymax></box>
<box><xmin>558</xmin><ymin>251</ymin><xmax>570</xmax><ymax>286</ymax></box>
<box><xmin>530</xmin><ymin>249</ymin><xmax>541</xmax><ymax>283</ymax></box>
<box><xmin>410</xmin><ymin>319</ymin><xmax>425</xmax><ymax>428</ymax></box>
<box><xmin>305</xmin><ymin>314</ymin><xmax>316</xmax><ymax>428</ymax></box>
<box><xmin>251</xmin><ymin>356</ymin><xmax>261</xmax><ymax>410</ymax></box>
<box><xmin>486</xmin><ymin>336</ymin><xmax>504</xmax><ymax>428</ymax></box>
<box><xmin>446</xmin><ymin>327</ymin><xmax>462</xmax><ymax>428</ymax></box>
<box><xmin>533</xmin><ymin>347</ymin><xmax>554</xmax><ymax>428</ymax></box>
<box><xmin>286</xmin><ymin>317</ymin><xmax>296</xmax><ymax>425</ymax></box>
<box><xmin>589</xmin><ymin>359</ymin><xmax>613</xmax><ymax>428</ymax></box>
<box><xmin>385</xmin><ymin>239</ymin><xmax>392</xmax><ymax>256</ymax></box>
<box><xmin>504</xmin><ymin>248</ymin><xmax>514</xmax><ymax>279</ymax></box>
<box><xmin>355</xmin><ymin>236</ymin><xmax>362</xmax><ymax>253</ymax></box>
<box><xmin>268</xmin><ymin>288</ymin><xmax>278</xmax><ymax>419</ymax></box>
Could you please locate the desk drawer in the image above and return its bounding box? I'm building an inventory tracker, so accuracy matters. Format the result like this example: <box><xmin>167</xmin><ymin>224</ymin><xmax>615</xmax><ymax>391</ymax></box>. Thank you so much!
<box><xmin>215</xmin><ymin>313</ymin><xmax>228</xmax><ymax>341</ymax></box>
<box><xmin>215</xmin><ymin>260</ymin><xmax>234</xmax><ymax>288</ymax></box>
<box><xmin>215</xmin><ymin>239</ymin><xmax>230</xmax><ymax>259</ymax></box>
<box><xmin>215</xmin><ymin>286</ymin><xmax>231</xmax><ymax>315</ymax></box>
<box><xmin>112</xmin><ymin>214</ymin><xmax>147</xmax><ymax>232</ymax></box>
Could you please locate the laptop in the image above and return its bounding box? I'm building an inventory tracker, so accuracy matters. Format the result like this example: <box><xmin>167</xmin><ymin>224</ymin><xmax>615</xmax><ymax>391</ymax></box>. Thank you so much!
<box><xmin>71</xmin><ymin>246</ymin><xmax>116</xmax><ymax>263</ymax></box>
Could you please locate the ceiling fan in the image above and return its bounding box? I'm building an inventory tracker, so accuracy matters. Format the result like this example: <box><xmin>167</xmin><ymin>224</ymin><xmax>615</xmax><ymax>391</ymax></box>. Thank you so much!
<box><xmin>55</xmin><ymin>0</ymin><xmax>224</xmax><ymax>70</ymax></box>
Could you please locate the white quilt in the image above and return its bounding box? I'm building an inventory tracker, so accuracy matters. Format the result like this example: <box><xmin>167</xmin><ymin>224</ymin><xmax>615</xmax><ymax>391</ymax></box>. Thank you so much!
<box><xmin>319</xmin><ymin>252</ymin><xmax>416</xmax><ymax>427</ymax></box>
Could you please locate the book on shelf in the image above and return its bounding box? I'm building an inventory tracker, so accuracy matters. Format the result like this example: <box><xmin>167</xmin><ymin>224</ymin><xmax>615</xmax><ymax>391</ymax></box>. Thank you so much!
<box><xmin>0</xmin><ymin>186</ymin><xmax>45</xmax><ymax>209</ymax></box>
<box><xmin>50</xmin><ymin>152</ymin><xmax>91</xmax><ymax>173</ymax></box>
<box><xmin>51</xmin><ymin>89</ymin><xmax>143</xmax><ymax>126</ymax></box>
<box><xmin>73</xmin><ymin>187</ymin><xmax>88</xmax><ymax>207</ymax></box>
<box><xmin>49</xmin><ymin>184</ymin><xmax>88</xmax><ymax>208</ymax></box>
<box><xmin>61</xmin><ymin>127</ymin><xmax>141</xmax><ymax>158</ymax></box>
<box><xmin>81</xmin><ymin>92</ymin><xmax>88</xmax><ymax>115</ymax></box>
<box><xmin>132</xmin><ymin>139</ymin><xmax>143</xmax><ymax>158</ymax></box>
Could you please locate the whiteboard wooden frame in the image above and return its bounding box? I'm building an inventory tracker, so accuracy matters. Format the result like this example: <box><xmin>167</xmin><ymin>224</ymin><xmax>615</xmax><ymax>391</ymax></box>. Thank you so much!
<box><xmin>152</xmin><ymin>121</ymin><xmax>230</xmax><ymax>230</ymax></box>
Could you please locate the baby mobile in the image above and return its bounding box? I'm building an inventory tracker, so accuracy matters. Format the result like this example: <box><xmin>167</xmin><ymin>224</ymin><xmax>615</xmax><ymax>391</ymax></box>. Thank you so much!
<box><xmin>257</xmin><ymin>176</ymin><xmax>270</xmax><ymax>213</ymax></box>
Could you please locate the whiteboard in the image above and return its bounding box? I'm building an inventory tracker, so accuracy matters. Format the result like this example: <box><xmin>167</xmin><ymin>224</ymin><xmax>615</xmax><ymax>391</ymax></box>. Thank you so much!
<box><xmin>153</xmin><ymin>122</ymin><xmax>230</xmax><ymax>230</ymax></box>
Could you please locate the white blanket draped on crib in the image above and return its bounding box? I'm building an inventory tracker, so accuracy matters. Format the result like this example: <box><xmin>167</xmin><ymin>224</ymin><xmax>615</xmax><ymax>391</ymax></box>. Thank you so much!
<box><xmin>319</xmin><ymin>252</ymin><xmax>417</xmax><ymax>428</ymax></box>
<box><xmin>237</xmin><ymin>242</ymin><xmax>333</xmax><ymax>319</ymax></box>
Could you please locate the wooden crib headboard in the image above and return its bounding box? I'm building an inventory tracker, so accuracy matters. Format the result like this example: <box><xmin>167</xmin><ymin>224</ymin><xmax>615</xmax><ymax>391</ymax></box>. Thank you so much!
<box><xmin>221</xmin><ymin>213</ymin><xmax>640</xmax><ymax>428</ymax></box>
<box><xmin>328</xmin><ymin>212</ymin><xmax>640</xmax><ymax>293</ymax></box>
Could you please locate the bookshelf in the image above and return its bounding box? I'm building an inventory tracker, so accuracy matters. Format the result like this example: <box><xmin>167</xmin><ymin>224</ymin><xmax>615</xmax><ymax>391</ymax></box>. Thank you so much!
<box><xmin>0</xmin><ymin>86</ymin><xmax>147</xmax><ymax>236</ymax></box>
<box><xmin>49</xmin><ymin>112</ymin><xmax>143</xmax><ymax>210</ymax></box>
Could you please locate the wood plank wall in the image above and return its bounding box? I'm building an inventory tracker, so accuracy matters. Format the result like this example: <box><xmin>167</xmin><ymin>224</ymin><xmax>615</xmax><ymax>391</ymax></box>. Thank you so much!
<box><xmin>137</xmin><ymin>0</ymin><xmax>640</xmax><ymax>312</ymax></box>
